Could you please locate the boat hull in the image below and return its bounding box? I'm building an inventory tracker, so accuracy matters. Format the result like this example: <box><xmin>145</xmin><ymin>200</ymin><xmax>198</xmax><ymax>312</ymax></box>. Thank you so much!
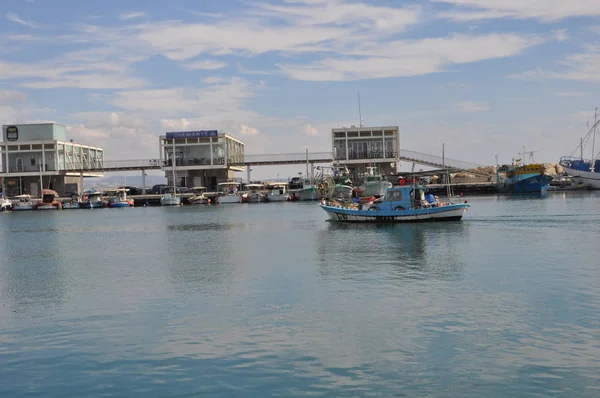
<box><xmin>82</xmin><ymin>202</ymin><xmax>105</xmax><ymax>209</ymax></box>
<box><xmin>13</xmin><ymin>205</ymin><xmax>35</xmax><ymax>211</ymax></box>
<box><xmin>36</xmin><ymin>204</ymin><xmax>62</xmax><ymax>210</ymax></box>
<box><xmin>109</xmin><ymin>201</ymin><xmax>133</xmax><ymax>208</ymax></box>
<box><xmin>498</xmin><ymin>174</ymin><xmax>552</xmax><ymax>194</ymax></box>
<box><xmin>62</xmin><ymin>203</ymin><xmax>81</xmax><ymax>209</ymax></box>
<box><xmin>217</xmin><ymin>195</ymin><xmax>242</xmax><ymax>204</ymax></box>
<box><xmin>297</xmin><ymin>188</ymin><xmax>319</xmax><ymax>201</ymax></box>
<box><xmin>321</xmin><ymin>203</ymin><xmax>469</xmax><ymax>223</ymax></box>
<box><xmin>563</xmin><ymin>167</ymin><xmax>600</xmax><ymax>189</ymax></box>
<box><xmin>267</xmin><ymin>194</ymin><xmax>289</xmax><ymax>202</ymax></box>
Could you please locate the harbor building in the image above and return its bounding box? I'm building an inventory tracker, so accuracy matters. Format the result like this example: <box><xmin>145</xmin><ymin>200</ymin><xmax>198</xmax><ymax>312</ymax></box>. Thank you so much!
<box><xmin>332</xmin><ymin>125</ymin><xmax>400</xmax><ymax>176</ymax></box>
<box><xmin>0</xmin><ymin>123</ymin><xmax>104</xmax><ymax>197</ymax></box>
<box><xmin>159</xmin><ymin>130</ymin><xmax>245</xmax><ymax>190</ymax></box>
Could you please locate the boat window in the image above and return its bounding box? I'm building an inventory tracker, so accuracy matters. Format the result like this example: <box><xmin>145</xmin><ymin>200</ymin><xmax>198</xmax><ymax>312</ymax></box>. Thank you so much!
<box><xmin>385</xmin><ymin>191</ymin><xmax>402</xmax><ymax>201</ymax></box>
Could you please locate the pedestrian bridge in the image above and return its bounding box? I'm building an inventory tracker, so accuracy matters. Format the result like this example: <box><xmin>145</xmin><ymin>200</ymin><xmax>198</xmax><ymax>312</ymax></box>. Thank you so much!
<box><xmin>46</xmin><ymin>149</ymin><xmax>485</xmax><ymax>173</ymax></box>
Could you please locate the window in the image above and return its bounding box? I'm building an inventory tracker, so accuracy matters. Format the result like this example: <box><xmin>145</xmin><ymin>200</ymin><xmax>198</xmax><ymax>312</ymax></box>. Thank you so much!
<box><xmin>31</xmin><ymin>157</ymin><xmax>36</xmax><ymax>166</ymax></box>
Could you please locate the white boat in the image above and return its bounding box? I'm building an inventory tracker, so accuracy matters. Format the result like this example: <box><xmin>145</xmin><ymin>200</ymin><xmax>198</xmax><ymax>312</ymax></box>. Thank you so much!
<box><xmin>160</xmin><ymin>192</ymin><xmax>181</xmax><ymax>206</ymax></box>
<box><xmin>243</xmin><ymin>183</ymin><xmax>267</xmax><ymax>203</ymax></box>
<box><xmin>1</xmin><ymin>196</ymin><xmax>13</xmax><ymax>212</ymax></box>
<box><xmin>560</xmin><ymin>109</ymin><xmax>600</xmax><ymax>189</ymax></box>
<box><xmin>297</xmin><ymin>178</ymin><xmax>319</xmax><ymax>201</ymax></box>
<box><xmin>161</xmin><ymin>139</ymin><xmax>182</xmax><ymax>206</ymax></box>
<box><xmin>357</xmin><ymin>167</ymin><xmax>392</xmax><ymax>197</ymax></box>
<box><xmin>265</xmin><ymin>182</ymin><xmax>289</xmax><ymax>202</ymax></box>
<box><xmin>189</xmin><ymin>186</ymin><xmax>210</xmax><ymax>204</ymax></box>
<box><xmin>217</xmin><ymin>182</ymin><xmax>242</xmax><ymax>204</ymax></box>
<box><xmin>13</xmin><ymin>194</ymin><xmax>35</xmax><ymax>211</ymax></box>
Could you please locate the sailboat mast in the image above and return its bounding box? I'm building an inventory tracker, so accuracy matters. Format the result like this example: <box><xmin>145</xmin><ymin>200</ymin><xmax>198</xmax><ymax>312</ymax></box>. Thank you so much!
<box><xmin>592</xmin><ymin>108</ymin><xmax>598</xmax><ymax>172</ymax></box>
<box><xmin>172</xmin><ymin>137</ymin><xmax>176</xmax><ymax>194</ymax></box>
<box><xmin>357</xmin><ymin>92</ymin><xmax>363</xmax><ymax>128</ymax></box>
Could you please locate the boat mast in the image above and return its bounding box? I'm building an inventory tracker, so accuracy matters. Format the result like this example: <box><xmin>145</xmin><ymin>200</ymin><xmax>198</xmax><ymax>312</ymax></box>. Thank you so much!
<box><xmin>172</xmin><ymin>137</ymin><xmax>177</xmax><ymax>196</ymax></box>
<box><xmin>357</xmin><ymin>92</ymin><xmax>363</xmax><ymax>128</ymax></box>
<box><xmin>592</xmin><ymin>108</ymin><xmax>598</xmax><ymax>173</ymax></box>
<box><xmin>305</xmin><ymin>147</ymin><xmax>309</xmax><ymax>180</ymax></box>
<box><xmin>38</xmin><ymin>164</ymin><xmax>43</xmax><ymax>197</ymax></box>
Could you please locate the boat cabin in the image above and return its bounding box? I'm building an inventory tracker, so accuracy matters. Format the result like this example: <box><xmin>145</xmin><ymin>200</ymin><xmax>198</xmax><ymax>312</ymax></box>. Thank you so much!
<box><xmin>15</xmin><ymin>194</ymin><xmax>32</xmax><ymax>203</ymax></box>
<box><xmin>244</xmin><ymin>183</ymin><xmax>265</xmax><ymax>192</ymax></box>
<box><xmin>217</xmin><ymin>182</ymin><xmax>240</xmax><ymax>195</ymax></box>
<box><xmin>266</xmin><ymin>182</ymin><xmax>288</xmax><ymax>195</ymax></box>
<box><xmin>190</xmin><ymin>186</ymin><xmax>207</xmax><ymax>194</ymax></box>
<box><xmin>41</xmin><ymin>189</ymin><xmax>59</xmax><ymax>204</ymax></box>
<box><xmin>368</xmin><ymin>185</ymin><xmax>438</xmax><ymax>211</ymax></box>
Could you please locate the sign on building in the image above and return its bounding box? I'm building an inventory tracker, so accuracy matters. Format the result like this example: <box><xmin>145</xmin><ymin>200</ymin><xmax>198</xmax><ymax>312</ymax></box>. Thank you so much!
<box><xmin>166</xmin><ymin>130</ymin><xmax>218</xmax><ymax>139</ymax></box>
<box><xmin>6</xmin><ymin>126</ymin><xmax>18</xmax><ymax>141</ymax></box>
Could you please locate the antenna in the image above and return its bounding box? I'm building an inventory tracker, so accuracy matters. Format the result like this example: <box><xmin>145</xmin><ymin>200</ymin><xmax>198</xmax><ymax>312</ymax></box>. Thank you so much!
<box><xmin>357</xmin><ymin>92</ymin><xmax>363</xmax><ymax>128</ymax></box>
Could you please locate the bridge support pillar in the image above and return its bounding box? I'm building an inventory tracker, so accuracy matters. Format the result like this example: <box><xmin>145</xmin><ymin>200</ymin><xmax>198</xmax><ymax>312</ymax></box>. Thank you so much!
<box><xmin>247</xmin><ymin>166</ymin><xmax>251</xmax><ymax>183</ymax></box>
<box><xmin>311</xmin><ymin>162</ymin><xmax>314</xmax><ymax>180</ymax></box>
<box><xmin>79</xmin><ymin>171</ymin><xmax>83</xmax><ymax>195</ymax></box>
<box><xmin>141</xmin><ymin>169</ymin><xmax>146</xmax><ymax>194</ymax></box>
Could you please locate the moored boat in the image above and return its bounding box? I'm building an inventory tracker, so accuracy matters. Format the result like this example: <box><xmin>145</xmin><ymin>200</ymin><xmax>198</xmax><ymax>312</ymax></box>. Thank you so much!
<box><xmin>216</xmin><ymin>182</ymin><xmax>242</xmax><ymax>204</ymax></box>
<box><xmin>12</xmin><ymin>194</ymin><xmax>35</xmax><ymax>211</ymax></box>
<box><xmin>356</xmin><ymin>166</ymin><xmax>392</xmax><ymax>197</ymax></box>
<box><xmin>265</xmin><ymin>182</ymin><xmax>290</xmax><ymax>202</ymax></box>
<box><xmin>559</xmin><ymin>109</ymin><xmax>600</xmax><ymax>189</ymax></box>
<box><xmin>243</xmin><ymin>183</ymin><xmax>267</xmax><ymax>203</ymax></box>
<box><xmin>82</xmin><ymin>191</ymin><xmax>106</xmax><ymax>209</ymax></box>
<box><xmin>320</xmin><ymin>185</ymin><xmax>469</xmax><ymax>223</ymax></box>
<box><xmin>108</xmin><ymin>188</ymin><xmax>134</xmax><ymax>208</ymax></box>
<box><xmin>1</xmin><ymin>195</ymin><xmax>13</xmax><ymax>212</ymax></box>
<box><xmin>297</xmin><ymin>178</ymin><xmax>319</xmax><ymax>201</ymax></box>
<box><xmin>35</xmin><ymin>189</ymin><xmax>62</xmax><ymax>210</ymax></box>
<box><xmin>496</xmin><ymin>161</ymin><xmax>553</xmax><ymax>194</ymax></box>
<box><xmin>189</xmin><ymin>186</ymin><xmax>210</xmax><ymax>204</ymax></box>
<box><xmin>62</xmin><ymin>194</ymin><xmax>82</xmax><ymax>209</ymax></box>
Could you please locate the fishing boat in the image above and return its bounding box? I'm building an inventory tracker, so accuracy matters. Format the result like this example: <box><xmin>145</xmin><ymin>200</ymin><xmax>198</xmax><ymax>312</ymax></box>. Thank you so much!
<box><xmin>320</xmin><ymin>184</ymin><xmax>470</xmax><ymax>223</ymax></box>
<box><xmin>82</xmin><ymin>190</ymin><xmax>106</xmax><ymax>209</ymax></box>
<box><xmin>62</xmin><ymin>194</ymin><xmax>82</xmax><ymax>209</ymax></box>
<box><xmin>217</xmin><ymin>182</ymin><xmax>242</xmax><ymax>204</ymax></box>
<box><xmin>356</xmin><ymin>166</ymin><xmax>392</xmax><ymax>197</ymax></box>
<box><xmin>559</xmin><ymin>108</ymin><xmax>600</xmax><ymax>189</ymax></box>
<box><xmin>35</xmin><ymin>189</ymin><xmax>62</xmax><ymax>210</ymax></box>
<box><xmin>496</xmin><ymin>150</ymin><xmax>553</xmax><ymax>194</ymax></box>
<box><xmin>243</xmin><ymin>183</ymin><xmax>267</xmax><ymax>203</ymax></box>
<box><xmin>189</xmin><ymin>186</ymin><xmax>210</xmax><ymax>204</ymax></box>
<box><xmin>108</xmin><ymin>188</ymin><xmax>134</xmax><ymax>208</ymax></box>
<box><xmin>13</xmin><ymin>194</ymin><xmax>35</xmax><ymax>211</ymax></box>
<box><xmin>297</xmin><ymin>178</ymin><xmax>319</xmax><ymax>201</ymax></box>
<box><xmin>265</xmin><ymin>182</ymin><xmax>290</xmax><ymax>202</ymax></box>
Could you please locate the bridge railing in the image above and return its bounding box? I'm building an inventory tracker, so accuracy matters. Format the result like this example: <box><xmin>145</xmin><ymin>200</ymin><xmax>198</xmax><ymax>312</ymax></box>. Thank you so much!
<box><xmin>399</xmin><ymin>149</ymin><xmax>485</xmax><ymax>170</ymax></box>
<box><xmin>58</xmin><ymin>159</ymin><xmax>163</xmax><ymax>171</ymax></box>
<box><xmin>231</xmin><ymin>152</ymin><xmax>334</xmax><ymax>164</ymax></box>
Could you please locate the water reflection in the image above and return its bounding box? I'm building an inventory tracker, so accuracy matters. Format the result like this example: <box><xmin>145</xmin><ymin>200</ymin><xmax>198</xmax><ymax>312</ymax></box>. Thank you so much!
<box><xmin>0</xmin><ymin>213</ymin><xmax>67</xmax><ymax>314</ymax></box>
<box><xmin>317</xmin><ymin>222</ymin><xmax>468</xmax><ymax>282</ymax></box>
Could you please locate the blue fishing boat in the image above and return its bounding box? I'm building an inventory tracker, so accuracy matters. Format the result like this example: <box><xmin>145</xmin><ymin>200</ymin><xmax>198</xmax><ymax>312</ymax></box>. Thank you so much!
<box><xmin>320</xmin><ymin>185</ymin><xmax>469</xmax><ymax>223</ymax></box>
<box><xmin>496</xmin><ymin>150</ymin><xmax>553</xmax><ymax>194</ymax></box>
<box><xmin>81</xmin><ymin>190</ymin><xmax>106</xmax><ymax>209</ymax></box>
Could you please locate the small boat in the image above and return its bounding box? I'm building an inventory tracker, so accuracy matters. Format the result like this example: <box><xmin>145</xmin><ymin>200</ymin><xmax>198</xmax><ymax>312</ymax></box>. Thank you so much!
<box><xmin>62</xmin><ymin>194</ymin><xmax>82</xmax><ymax>209</ymax></box>
<box><xmin>189</xmin><ymin>186</ymin><xmax>210</xmax><ymax>204</ymax></box>
<box><xmin>216</xmin><ymin>182</ymin><xmax>242</xmax><ymax>204</ymax></box>
<box><xmin>332</xmin><ymin>166</ymin><xmax>354</xmax><ymax>199</ymax></box>
<box><xmin>35</xmin><ymin>189</ymin><xmax>62</xmax><ymax>210</ymax></box>
<box><xmin>1</xmin><ymin>196</ymin><xmax>13</xmax><ymax>212</ymax></box>
<box><xmin>243</xmin><ymin>183</ymin><xmax>267</xmax><ymax>203</ymax></box>
<box><xmin>320</xmin><ymin>185</ymin><xmax>470</xmax><ymax>223</ymax></box>
<box><xmin>265</xmin><ymin>182</ymin><xmax>290</xmax><ymax>202</ymax></box>
<box><xmin>548</xmin><ymin>176</ymin><xmax>590</xmax><ymax>191</ymax></box>
<box><xmin>297</xmin><ymin>178</ymin><xmax>319</xmax><ymax>201</ymax></box>
<box><xmin>160</xmin><ymin>189</ymin><xmax>181</xmax><ymax>206</ymax></box>
<box><xmin>12</xmin><ymin>194</ymin><xmax>35</xmax><ymax>211</ymax></box>
<box><xmin>108</xmin><ymin>188</ymin><xmax>134</xmax><ymax>208</ymax></box>
<box><xmin>559</xmin><ymin>109</ymin><xmax>600</xmax><ymax>189</ymax></box>
<box><xmin>82</xmin><ymin>191</ymin><xmax>106</xmax><ymax>209</ymax></box>
<box><xmin>357</xmin><ymin>167</ymin><xmax>392</xmax><ymax>197</ymax></box>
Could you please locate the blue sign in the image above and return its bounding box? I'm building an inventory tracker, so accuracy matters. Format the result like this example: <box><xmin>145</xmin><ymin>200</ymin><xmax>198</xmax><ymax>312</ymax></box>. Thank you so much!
<box><xmin>166</xmin><ymin>130</ymin><xmax>218</xmax><ymax>139</ymax></box>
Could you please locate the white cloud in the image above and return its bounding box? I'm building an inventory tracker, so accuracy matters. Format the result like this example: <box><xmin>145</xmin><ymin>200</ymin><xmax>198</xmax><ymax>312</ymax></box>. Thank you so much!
<box><xmin>202</xmin><ymin>76</ymin><xmax>224</xmax><ymax>84</ymax></box>
<box><xmin>0</xmin><ymin>90</ymin><xmax>28</xmax><ymax>103</ymax></box>
<box><xmin>438</xmin><ymin>82</ymin><xmax>473</xmax><ymax>89</ymax></box>
<box><xmin>119</xmin><ymin>11</ymin><xmax>146</xmax><ymax>20</ymax></box>
<box><xmin>304</xmin><ymin>124</ymin><xmax>318</xmax><ymax>136</ymax></box>
<box><xmin>182</xmin><ymin>60</ymin><xmax>228</xmax><ymax>70</ymax></box>
<box><xmin>455</xmin><ymin>101</ymin><xmax>490</xmax><ymax>112</ymax></box>
<box><xmin>434</xmin><ymin>0</ymin><xmax>600</xmax><ymax>22</ymax></box>
<box><xmin>6</xmin><ymin>12</ymin><xmax>41</xmax><ymax>29</ymax></box>
<box><xmin>278</xmin><ymin>33</ymin><xmax>544</xmax><ymax>81</ymax></box>
<box><xmin>240</xmin><ymin>124</ymin><xmax>261</xmax><ymax>136</ymax></box>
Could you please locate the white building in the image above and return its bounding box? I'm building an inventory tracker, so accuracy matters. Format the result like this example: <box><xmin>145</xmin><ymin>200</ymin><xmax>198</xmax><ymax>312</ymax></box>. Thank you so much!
<box><xmin>332</xmin><ymin>125</ymin><xmax>400</xmax><ymax>176</ymax></box>
<box><xmin>0</xmin><ymin>123</ymin><xmax>104</xmax><ymax>197</ymax></box>
<box><xmin>159</xmin><ymin>130</ymin><xmax>244</xmax><ymax>190</ymax></box>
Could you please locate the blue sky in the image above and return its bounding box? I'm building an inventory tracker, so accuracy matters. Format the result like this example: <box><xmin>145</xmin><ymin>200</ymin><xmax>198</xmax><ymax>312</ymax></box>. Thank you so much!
<box><xmin>1</xmin><ymin>0</ymin><xmax>600</xmax><ymax>179</ymax></box>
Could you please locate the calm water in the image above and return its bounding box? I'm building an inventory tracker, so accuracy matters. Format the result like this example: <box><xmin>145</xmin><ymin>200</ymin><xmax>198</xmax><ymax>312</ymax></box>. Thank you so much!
<box><xmin>1</xmin><ymin>192</ymin><xmax>600</xmax><ymax>397</ymax></box>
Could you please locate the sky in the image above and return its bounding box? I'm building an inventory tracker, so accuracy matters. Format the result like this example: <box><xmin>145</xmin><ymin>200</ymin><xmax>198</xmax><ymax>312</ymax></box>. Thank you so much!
<box><xmin>1</xmin><ymin>0</ymin><xmax>600</xmax><ymax>180</ymax></box>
